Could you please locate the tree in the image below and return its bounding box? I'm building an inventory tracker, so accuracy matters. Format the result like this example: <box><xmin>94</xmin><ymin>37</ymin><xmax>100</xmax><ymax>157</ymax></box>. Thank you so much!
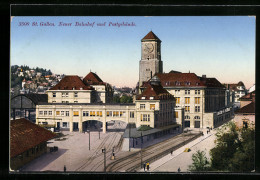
<box><xmin>188</xmin><ymin>150</ymin><xmax>210</xmax><ymax>172</ymax></box>
<box><xmin>210</xmin><ymin>121</ymin><xmax>255</xmax><ymax>172</ymax></box>
<box><xmin>113</xmin><ymin>95</ymin><xmax>120</xmax><ymax>103</ymax></box>
<box><xmin>120</xmin><ymin>95</ymin><xmax>133</xmax><ymax>103</ymax></box>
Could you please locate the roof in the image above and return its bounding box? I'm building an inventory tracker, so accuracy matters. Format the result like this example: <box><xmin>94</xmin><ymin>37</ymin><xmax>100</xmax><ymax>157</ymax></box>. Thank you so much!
<box><xmin>142</xmin><ymin>31</ymin><xmax>161</xmax><ymax>42</ymax></box>
<box><xmin>201</xmin><ymin>77</ymin><xmax>225</xmax><ymax>88</ymax></box>
<box><xmin>156</xmin><ymin>73</ymin><xmax>206</xmax><ymax>87</ymax></box>
<box><xmin>11</xmin><ymin>94</ymin><xmax>48</xmax><ymax>105</ymax></box>
<box><xmin>237</xmin><ymin>81</ymin><xmax>245</xmax><ymax>86</ymax></box>
<box><xmin>235</xmin><ymin>102</ymin><xmax>255</xmax><ymax>114</ymax></box>
<box><xmin>83</xmin><ymin>72</ymin><xmax>106</xmax><ymax>85</ymax></box>
<box><xmin>10</xmin><ymin>118</ymin><xmax>56</xmax><ymax>158</ymax></box>
<box><xmin>137</xmin><ymin>83</ymin><xmax>174</xmax><ymax>100</ymax></box>
<box><xmin>123</xmin><ymin>124</ymin><xmax>180</xmax><ymax>138</ymax></box>
<box><xmin>239</xmin><ymin>91</ymin><xmax>255</xmax><ymax>101</ymax></box>
<box><xmin>224</xmin><ymin>81</ymin><xmax>246</xmax><ymax>91</ymax></box>
<box><xmin>50</xmin><ymin>76</ymin><xmax>93</xmax><ymax>90</ymax></box>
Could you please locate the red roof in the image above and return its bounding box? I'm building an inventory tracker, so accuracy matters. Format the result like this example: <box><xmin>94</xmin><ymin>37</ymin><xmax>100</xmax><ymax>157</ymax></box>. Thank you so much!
<box><xmin>240</xmin><ymin>91</ymin><xmax>255</xmax><ymax>101</ymax></box>
<box><xmin>83</xmin><ymin>72</ymin><xmax>106</xmax><ymax>85</ymax></box>
<box><xmin>142</xmin><ymin>31</ymin><xmax>161</xmax><ymax>42</ymax></box>
<box><xmin>137</xmin><ymin>83</ymin><xmax>174</xmax><ymax>100</ymax></box>
<box><xmin>50</xmin><ymin>76</ymin><xmax>93</xmax><ymax>90</ymax></box>
<box><xmin>156</xmin><ymin>73</ymin><xmax>206</xmax><ymax>87</ymax></box>
<box><xmin>235</xmin><ymin>102</ymin><xmax>255</xmax><ymax>114</ymax></box>
<box><xmin>201</xmin><ymin>77</ymin><xmax>225</xmax><ymax>88</ymax></box>
<box><xmin>10</xmin><ymin>118</ymin><xmax>56</xmax><ymax>158</ymax></box>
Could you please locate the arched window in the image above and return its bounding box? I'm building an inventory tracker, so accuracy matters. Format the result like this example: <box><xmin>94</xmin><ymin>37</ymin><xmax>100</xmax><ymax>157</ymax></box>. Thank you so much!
<box><xmin>185</xmin><ymin>115</ymin><xmax>190</xmax><ymax>120</ymax></box>
<box><xmin>194</xmin><ymin>116</ymin><xmax>200</xmax><ymax>120</ymax></box>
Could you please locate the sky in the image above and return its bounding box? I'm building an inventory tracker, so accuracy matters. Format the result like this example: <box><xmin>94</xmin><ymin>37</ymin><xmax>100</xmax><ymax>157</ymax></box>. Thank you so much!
<box><xmin>11</xmin><ymin>16</ymin><xmax>255</xmax><ymax>89</ymax></box>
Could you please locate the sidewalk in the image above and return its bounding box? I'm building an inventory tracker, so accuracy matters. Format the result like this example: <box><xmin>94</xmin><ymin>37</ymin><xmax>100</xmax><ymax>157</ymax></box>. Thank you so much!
<box><xmin>138</xmin><ymin>128</ymin><xmax>217</xmax><ymax>172</ymax></box>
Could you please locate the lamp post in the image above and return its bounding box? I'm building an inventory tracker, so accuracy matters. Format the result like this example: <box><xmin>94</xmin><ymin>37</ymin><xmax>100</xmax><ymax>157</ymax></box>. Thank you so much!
<box><xmin>102</xmin><ymin>148</ymin><xmax>106</xmax><ymax>172</ymax></box>
<box><xmin>140</xmin><ymin>131</ymin><xmax>143</xmax><ymax>169</ymax></box>
<box><xmin>87</xmin><ymin>130</ymin><xmax>90</xmax><ymax>150</ymax></box>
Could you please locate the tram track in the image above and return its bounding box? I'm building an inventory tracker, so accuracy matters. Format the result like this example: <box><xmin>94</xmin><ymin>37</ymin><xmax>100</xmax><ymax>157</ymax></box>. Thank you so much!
<box><xmin>106</xmin><ymin>132</ymin><xmax>202</xmax><ymax>172</ymax></box>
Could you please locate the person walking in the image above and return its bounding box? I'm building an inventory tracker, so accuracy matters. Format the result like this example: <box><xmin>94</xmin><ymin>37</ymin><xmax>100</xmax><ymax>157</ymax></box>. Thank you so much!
<box><xmin>64</xmin><ymin>165</ymin><xmax>66</xmax><ymax>172</ymax></box>
<box><xmin>178</xmin><ymin>167</ymin><xmax>181</xmax><ymax>172</ymax></box>
<box><xmin>143</xmin><ymin>163</ymin><xmax>146</xmax><ymax>171</ymax></box>
<box><xmin>146</xmin><ymin>162</ymin><xmax>150</xmax><ymax>171</ymax></box>
<box><xmin>170</xmin><ymin>150</ymin><xmax>173</xmax><ymax>155</ymax></box>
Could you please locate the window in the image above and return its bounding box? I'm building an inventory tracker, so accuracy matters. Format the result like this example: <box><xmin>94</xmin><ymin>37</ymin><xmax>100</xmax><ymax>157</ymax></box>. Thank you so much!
<box><xmin>61</xmin><ymin>111</ymin><xmax>65</xmax><ymax>116</ymax></box>
<box><xmin>90</xmin><ymin>111</ymin><xmax>95</xmax><ymax>116</ymax></box>
<box><xmin>175</xmin><ymin>90</ymin><xmax>180</xmax><ymax>94</ymax></box>
<box><xmin>140</xmin><ymin>104</ymin><xmax>145</xmax><ymax>109</ymax></box>
<box><xmin>185</xmin><ymin>115</ymin><xmax>190</xmax><ymax>120</ymax></box>
<box><xmin>48</xmin><ymin>111</ymin><xmax>52</xmax><ymax>116</ymax></box>
<box><xmin>83</xmin><ymin>111</ymin><xmax>89</xmax><ymax>116</ymax></box>
<box><xmin>130</xmin><ymin>111</ymin><xmax>135</xmax><ymax>118</ymax></box>
<box><xmin>56</xmin><ymin>111</ymin><xmax>60</xmax><ymax>116</ymax></box>
<box><xmin>185</xmin><ymin>97</ymin><xmax>190</xmax><ymax>104</ymax></box>
<box><xmin>62</xmin><ymin>122</ymin><xmax>68</xmax><ymax>127</ymax></box>
<box><xmin>74</xmin><ymin>101</ymin><xmax>78</xmax><ymax>103</ymax></box>
<box><xmin>62</xmin><ymin>93</ymin><xmax>69</xmax><ymax>97</ymax></box>
<box><xmin>44</xmin><ymin>111</ymin><xmax>47</xmax><ymax>115</ymax></box>
<box><xmin>194</xmin><ymin>116</ymin><xmax>200</xmax><ymax>120</ymax></box>
<box><xmin>66</xmin><ymin>111</ymin><xmax>69</xmax><ymax>116</ymax></box>
<box><xmin>195</xmin><ymin>97</ymin><xmax>200</xmax><ymax>104</ymax></box>
<box><xmin>39</xmin><ymin>111</ymin><xmax>43</xmax><ymax>115</ymax></box>
<box><xmin>175</xmin><ymin>112</ymin><xmax>178</xmax><ymax>118</ymax></box>
<box><xmin>185</xmin><ymin>106</ymin><xmax>190</xmax><ymax>112</ymax></box>
<box><xmin>107</xmin><ymin>111</ymin><xmax>112</xmax><ymax>117</ymax></box>
<box><xmin>52</xmin><ymin>101</ymin><xmax>56</xmax><ymax>103</ymax></box>
<box><xmin>185</xmin><ymin>90</ymin><xmax>190</xmax><ymax>94</ymax></box>
<box><xmin>195</xmin><ymin>90</ymin><xmax>201</xmax><ymax>95</ymax></box>
<box><xmin>195</xmin><ymin>106</ymin><xmax>200</xmax><ymax>112</ymax></box>
<box><xmin>53</xmin><ymin>93</ymin><xmax>56</xmax><ymax>97</ymax></box>
<box><xmin>150</xmin><ymin>104</ymin><xmax>155</xmax><ymax>110</ymax></box>
<box><xmin>74</xmin><ymin>92</ymin><xmax>78</xmax><ymax>97</ymax></box>
<box><xmin>176</xmin><ymin>97</ymin><xmax>180</xmax><ymax>104</ymax></box>
<box><xmin>73</xmin><ymin>111</ymin><xmax>79</xmax><ymax>116</ymax></box>
<box><xmin>141</xmin><ymin>114</ymin><xmax>150</xmax><ymax>121</ymax></box>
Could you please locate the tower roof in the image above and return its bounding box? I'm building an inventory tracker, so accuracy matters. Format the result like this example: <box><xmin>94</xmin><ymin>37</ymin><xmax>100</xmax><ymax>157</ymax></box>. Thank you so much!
<box><xmin>142</xmin><ymin>31</ymin><xmax>161</xmax><ymax>42</ymax></box>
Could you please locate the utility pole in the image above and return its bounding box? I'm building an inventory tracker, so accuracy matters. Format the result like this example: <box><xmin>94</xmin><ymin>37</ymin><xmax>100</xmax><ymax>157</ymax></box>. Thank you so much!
<box><xmin>129</xmin><ymin>123</ymin><xmax>131</xmax><ymax>151</ymax></box>
<box><xmin>102</xmin><ymin>148</ymin><xmax>106</xmax><ymax>172</ymax></box>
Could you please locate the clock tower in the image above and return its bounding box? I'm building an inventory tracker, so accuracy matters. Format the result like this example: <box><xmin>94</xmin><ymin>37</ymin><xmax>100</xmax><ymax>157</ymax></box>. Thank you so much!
<box><xmin>139</xmin><ymin>31</ymin><xmax>163</xmax><ymax>92</ymax></box>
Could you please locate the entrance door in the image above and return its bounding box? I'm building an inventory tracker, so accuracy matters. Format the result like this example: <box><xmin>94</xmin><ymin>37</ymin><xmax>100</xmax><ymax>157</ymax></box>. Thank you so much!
<box><xmin>57</xmin><ymin>122</ymin><xmax>60</xmax><ymax>129</ymax></box>
<box><xmin>194</xmin><ymin>121</ymin><xmax>200</xmax><ymax>128</ymax></box>
<box><xmin>73</xmin><ymin>122</ymin><xmax>78</xmax><ymax>131</ymax></box>
<box><xmin>184</xmin><ymin>121</ymin><xmax>190</xmax><ymax>128</ymax></box>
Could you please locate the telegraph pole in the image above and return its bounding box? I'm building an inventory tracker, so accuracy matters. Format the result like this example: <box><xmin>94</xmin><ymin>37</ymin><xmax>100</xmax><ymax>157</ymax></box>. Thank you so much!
<box><xmin>140</xmin><ymin>131</ymin><xmax>143</xmax><ymax>169</ymax></box>
<box><xmin>87</xmin><ymin>130</ymin><xmax>90</xmax><ymax>150</ymax></box>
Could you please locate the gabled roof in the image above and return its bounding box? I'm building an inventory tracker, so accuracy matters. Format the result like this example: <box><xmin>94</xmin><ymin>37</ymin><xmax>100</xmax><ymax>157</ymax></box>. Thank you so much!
<box><xmin>235</xmin><ymin>102</ymin><xmax>255</xmax><ymax>114</ymax></box>
<box><xmin>50</xmin><ymin>76</ymin><xmax>93</xmax><ymax>90</ymax></box>
<box><xmin>10</xmin><ymin>118</ymin><xmax>56</xmax><ymax>158</ymax></box>
<box><xmin>239</xmin><ymin>91</ymin><xmax>255</xmax><ymax>101</ymax></box>
<box><xmin>224</xmin><ymin>81</ymin><xmax>246</xmax><ymax>91</ymax></box>
<box><xmin>83</xmin><ymin>72</ymin><xmax>106</xmax><ymax>85</ymax></box>
<box><xmin>156</xmin><ymin>73</ymin><xmax>206</xmax><ymax>87</ymax></box>
<box><xmin>142</xmin><ymin>31</ymin><xmax>161</xmax><ymax>42</ymax></box>
<box><xmin>137</xmin><ymin>83</ymin><xmax>174</xmax><ymax>100</ymax></box>
<box><xmin>200</xmin><ymin>77</ymin><xmax>225</xmax><ymax>88</ymax></box>
<box><xmin>11</xmin><ymin>94</ymin><xmax>48</xmax><ymax>105</ymax></box>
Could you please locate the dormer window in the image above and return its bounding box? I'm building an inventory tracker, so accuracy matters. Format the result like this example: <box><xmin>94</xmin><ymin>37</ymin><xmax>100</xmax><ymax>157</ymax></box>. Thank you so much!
<box><xmin>150</xmin><ymin>97</ymin><xmax>154</xmax><ymax>100</ymax></box>
<box><xmin>80</xmin><ymin>87</ymin><xmax>83</xmax><ymax>90</ymax></box>
<box><xmin>141</xmin><ymin>97</ymin><xmax>145</xmax><ymax>100</ymax></box>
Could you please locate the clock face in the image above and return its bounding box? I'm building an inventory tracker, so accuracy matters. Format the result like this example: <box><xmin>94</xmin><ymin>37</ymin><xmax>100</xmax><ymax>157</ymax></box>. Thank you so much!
<box><xmin>144</xmin><ymin>43</ymin><xmax>154</xmax><ymax>53</ymax></box>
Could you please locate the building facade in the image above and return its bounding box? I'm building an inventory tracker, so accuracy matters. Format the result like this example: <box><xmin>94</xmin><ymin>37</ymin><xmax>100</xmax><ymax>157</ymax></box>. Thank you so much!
<box><xmin>139</xmin><ymin>31</ymin><xmax>232</xmax><ymax>129</ymax></box>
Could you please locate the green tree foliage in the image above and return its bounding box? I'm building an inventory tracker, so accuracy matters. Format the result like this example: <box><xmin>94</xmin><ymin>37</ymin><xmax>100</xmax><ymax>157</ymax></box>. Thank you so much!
<box><xmin>210</xmin><ymin>122</ymin><xmax>255</xmax><ymax>172</ymax></box>
<box><xmin>113</xmin><ymin>95</ymin><xmax>120</xmax><ymax>103</ymax></box>
<box><xmin>120</xmin><ymin>95</ymin><xmax>133</xmax><ymax>103</ymax></box>
<box><xmin>188</xmin><ymin>150</ymin><xmax>210</xmax><ymax>171</ymax></box>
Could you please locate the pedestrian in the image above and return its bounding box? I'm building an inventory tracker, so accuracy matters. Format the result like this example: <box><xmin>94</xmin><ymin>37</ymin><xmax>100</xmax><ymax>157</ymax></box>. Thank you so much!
<box><xmin>143</xmin><ymin>163</ymin><xmax>146</xmax><ymax>171</ymax></box>
<box><xmin>178</xmin><ymin>167</ymin><xmax>181</xmax><ymax>172</ymax></box>
<box><xmin>170</xmin><ymin>150</ymin><xmax>173</xmax><ymax>155</ymax></box>
<box><xmin>64</xmin><ymin>165</ymin><xmax>66</xmax><ymax>172</ymax></box>
<box><xmin>207</xmin><ymin>130</ymin><xmax>208</xmax><ymax>134</ymax></box>
<box><xmin>146</xmin><ymin>162</ymin><xmax>150</xmax><ymax>171</ymax></box>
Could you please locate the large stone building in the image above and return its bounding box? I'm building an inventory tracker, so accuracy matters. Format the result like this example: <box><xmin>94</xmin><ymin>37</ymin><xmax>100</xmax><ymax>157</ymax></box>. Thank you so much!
<box><xmin>224</xmin><ymin>81</ymin><xmax>247</xmax><ymax>107</ymax></box>
<box><xmin>36</xmin><ymin>71</ymin><xmax>181</xmax><ymax>133</ymax></box>
<box><xmin>139</xmin><ymin>31</ymin><xmax>233</xmax><ymax>129</ymax></box>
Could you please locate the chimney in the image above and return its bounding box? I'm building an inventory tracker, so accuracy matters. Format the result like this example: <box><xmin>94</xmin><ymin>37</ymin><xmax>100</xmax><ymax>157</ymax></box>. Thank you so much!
<box><xmin>202</xmin><ymin>75</ymin><xmax>206</xmax><ymax>78</ymax></box>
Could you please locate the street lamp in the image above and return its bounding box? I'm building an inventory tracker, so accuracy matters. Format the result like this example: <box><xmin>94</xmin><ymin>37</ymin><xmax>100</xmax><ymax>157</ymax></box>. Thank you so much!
<box><xmin>102</xmin><ymin>147</ymin><xmax>106</xmax><ymax>172</ymax></box>
<box><xmin>87</xmin><ymin>130</ymin><xmax>90</xmax><ymax>150</ymax></box>
<box><xmin>140</xmin><ymin>131</ymin><xmax>143</xmax><ymax>169</ymax></box>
